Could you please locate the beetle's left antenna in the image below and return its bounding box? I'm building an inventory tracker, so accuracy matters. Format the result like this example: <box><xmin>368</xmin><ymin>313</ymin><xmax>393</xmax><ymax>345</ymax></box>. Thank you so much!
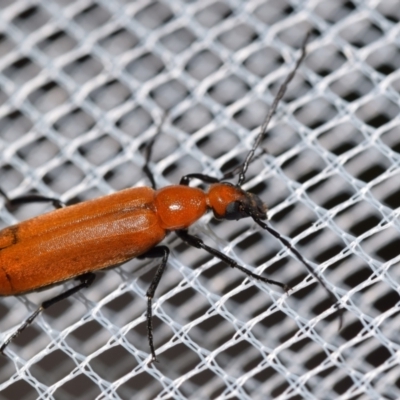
<box><xmin>237</xmin><ymin>32</ymin><xmax>310</xmax><ymax>186</ymax></box>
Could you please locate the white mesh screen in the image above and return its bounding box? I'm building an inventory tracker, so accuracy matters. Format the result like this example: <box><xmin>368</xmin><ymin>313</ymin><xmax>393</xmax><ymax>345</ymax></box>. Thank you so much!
<box><xmin>0</xmin><ymin>0</ymin><xmax>400</xmax><ymax>399</ymax></box>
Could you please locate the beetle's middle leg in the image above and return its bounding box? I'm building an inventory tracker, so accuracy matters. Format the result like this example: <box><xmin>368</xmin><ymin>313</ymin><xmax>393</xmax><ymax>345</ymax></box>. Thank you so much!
<box><xmin>137</xmin><ymin>245</ymin><xmax>170</xmax><ymax>364</ymax></box>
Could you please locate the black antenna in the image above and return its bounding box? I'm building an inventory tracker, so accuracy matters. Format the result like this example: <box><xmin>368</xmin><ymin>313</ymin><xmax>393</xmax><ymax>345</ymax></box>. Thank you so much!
<box><xmin>254</xmin><ymin>217</ymin><xmax>343</xmax><ymax>329</ymax></box>
<box><xmin>237</xmin><ymin>32</ymin><xmax>311</xmax><ymax>187</ymax></box>
<box><xmin>237</xmin><ymin>32</ymin><xmax>343</xmax><ymax>328</ymax></box>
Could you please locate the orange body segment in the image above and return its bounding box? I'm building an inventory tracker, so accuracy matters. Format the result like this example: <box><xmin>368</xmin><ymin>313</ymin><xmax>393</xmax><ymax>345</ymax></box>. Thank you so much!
<box><xmin>154</xmin><ymin>185</ymin><xmax>207</xmax><ymax>230</ymax></box>
<box><xmin>0</xmin><ymin>187</ymin><xmax>166</xmax><ymax>295</ymax></box>
<box><xmin>207</xmin><ymin>183</ymin><xmax>244</xmax><ymax>218</ymax></box>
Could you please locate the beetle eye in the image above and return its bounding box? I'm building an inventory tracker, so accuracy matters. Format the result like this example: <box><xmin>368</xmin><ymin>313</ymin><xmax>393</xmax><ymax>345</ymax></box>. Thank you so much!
<box><xmin>225</xmin><ymin>201</ymin><xmax>247</xmax><ymax>220</ymax></box>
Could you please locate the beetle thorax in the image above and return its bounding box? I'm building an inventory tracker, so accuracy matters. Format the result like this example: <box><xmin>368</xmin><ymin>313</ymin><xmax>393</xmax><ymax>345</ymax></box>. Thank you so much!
<box><xmin>154</xmin><ymin>185</ymin><xmax>208</xmax><ymax>230</ymax></box>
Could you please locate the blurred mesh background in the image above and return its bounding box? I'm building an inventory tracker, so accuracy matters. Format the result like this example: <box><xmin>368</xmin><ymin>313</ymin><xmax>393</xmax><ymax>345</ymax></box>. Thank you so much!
<box><xmin>0</xmin><ymin>0</ymin><xmax>399</xmax><ymax>399</ymax></box>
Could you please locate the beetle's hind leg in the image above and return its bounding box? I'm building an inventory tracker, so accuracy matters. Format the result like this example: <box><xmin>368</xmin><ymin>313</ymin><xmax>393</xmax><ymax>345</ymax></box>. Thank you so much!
<box><xmin>0</xmin><ymin>273</ymin><xmax>95</xmax><ymax>354</ymax></box>
<box><xmin>0</xmin><ymin>187</ymin><xmax>65</xmax><ymax>210</ymax></box>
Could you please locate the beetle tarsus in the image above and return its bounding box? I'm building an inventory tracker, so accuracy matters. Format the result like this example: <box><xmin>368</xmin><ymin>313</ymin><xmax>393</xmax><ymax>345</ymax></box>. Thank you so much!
<box><xmin>283</xmin><ymin>284</ymin><xmax>292</xmax><ymax>293</ymax></box>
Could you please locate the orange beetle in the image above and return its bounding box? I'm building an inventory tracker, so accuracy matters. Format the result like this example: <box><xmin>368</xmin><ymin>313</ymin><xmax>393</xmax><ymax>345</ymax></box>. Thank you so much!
<box><xmin>0</xmin><ymin>34</ymin><xmax>339</xmax><ymax>363</ymax></box>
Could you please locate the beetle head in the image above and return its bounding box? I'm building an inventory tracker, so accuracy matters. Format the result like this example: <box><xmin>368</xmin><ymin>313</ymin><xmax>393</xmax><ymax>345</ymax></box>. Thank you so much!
<box><xmin>207</xmin><ymin>182</ymin><xmax>267</xmax><ymax>221</ymax></box>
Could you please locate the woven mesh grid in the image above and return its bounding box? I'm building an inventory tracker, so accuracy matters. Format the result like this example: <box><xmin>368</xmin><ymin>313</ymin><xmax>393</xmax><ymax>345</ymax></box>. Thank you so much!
<box><xmin>0</xmin><ymin>0</ymin><xmax>400</xmax><ymax>399</ymax></box>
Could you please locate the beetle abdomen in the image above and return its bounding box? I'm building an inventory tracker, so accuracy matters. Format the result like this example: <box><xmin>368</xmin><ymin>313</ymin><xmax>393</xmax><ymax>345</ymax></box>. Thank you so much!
<box><xmin>0</xmin><ymin>187</ymin><xmax>166</xmax><ymax>295</ymax></box>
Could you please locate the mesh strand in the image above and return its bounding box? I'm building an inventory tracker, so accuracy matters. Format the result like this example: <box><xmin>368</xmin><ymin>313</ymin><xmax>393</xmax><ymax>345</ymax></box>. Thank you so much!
<box><xmin>0</xmin><ymin>1</ymin><xmax>400</xmax><ymax>399</ymax></box>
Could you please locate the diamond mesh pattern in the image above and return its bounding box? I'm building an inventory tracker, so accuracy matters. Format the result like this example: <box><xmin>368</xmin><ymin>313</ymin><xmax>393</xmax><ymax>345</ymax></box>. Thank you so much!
<box><xmin>0</xmin><ymin>1</ymin><xmax>400</xmax><ymax>399</ymax></box>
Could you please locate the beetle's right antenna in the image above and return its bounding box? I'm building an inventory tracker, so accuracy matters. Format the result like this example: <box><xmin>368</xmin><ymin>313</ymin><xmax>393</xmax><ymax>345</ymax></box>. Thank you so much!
<box><xmin>237</xmin><ymin>32</ymin><xmax>311</xmax><ymax>187</ymax></box>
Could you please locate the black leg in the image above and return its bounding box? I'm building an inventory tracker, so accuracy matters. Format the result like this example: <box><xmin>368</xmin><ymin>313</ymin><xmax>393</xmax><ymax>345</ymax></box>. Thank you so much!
<box><xmin>138</xmin><ymin>246</ymin><xmax>170</xmax><ymax>364</ymax></box>
<box><xmin>180</xmin><ymin>174</ymin><xmax>220</xmax><ymax>186</ymax></box>
<box><xmin>142</xmin><ymin>115</ymin><xmax>166</xmax><ymax>190</ymax></box>
<box><xmin>0</xmin><ymin>273</ymin><xmax>95</xmax><ymax>353</ymax></box>
<box><xmin>142</xmin><ymin>136</ymin><xmax>157</xmax><ymax>190</ymax></box>
<box><xmin>0</xmin><ymin>188</ymin><xmax>65</xmax><ymax>210</ymax></box>
<box><xmin>176</xmin><ymin>230</ymin><xmax>290</xmax><ymax>291</ymax></box>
